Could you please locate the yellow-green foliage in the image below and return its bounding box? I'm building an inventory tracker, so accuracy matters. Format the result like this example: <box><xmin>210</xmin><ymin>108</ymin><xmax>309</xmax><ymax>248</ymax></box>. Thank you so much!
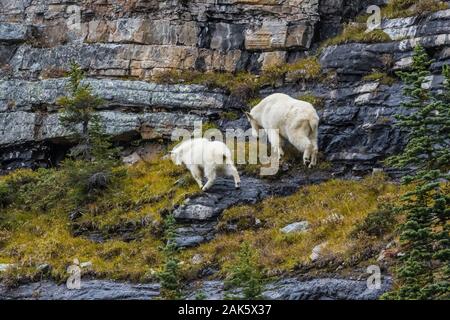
<box><xmin>323</xmin><ymin>23</ymin><xmax>392</xmax><ymax>47</ymax></box>
<box><xmin>153</xmin><ymin>57</ymin><xmax>322</xmax><ymax>101</ymax></box>
<box><xmin>182</xmin><ymin>174</ymin><xmax>407</xmax><ymax>276</ymax></box>
<box><xmin>382</xmin><ymin>0</ymin><xmax>447</xmax><ymax>19</ymax></box>
<box><xmin>221</xmin><ymin>111</ymin><xmax>240</xmax><ymax>121</ymax></box>
<box><xmin>247</xmin><ymin>97</ymin><xmax>262</xmax><ymax>108</ymax></box>
<box><xmin>284</xmin><ymin>56</ymin><xmax>322</xmax><ymax>82</ymax></box>
<box><xmin>297</xmin><ymin>93</ymin><xmax>325</xmax><ymax>110</ymax></box>
<box><xmin>0</xmin><ymin>158</ymin><xmax>198</xmax><ymax>282</ymax></box>
<box><xmin>362</xmin><ymin>71</ymin><xmax>396</xmax><ymax>85</ymax></box>
<box><xmin>76</xmin><ymin>160</ymin><xmax>198</xmax><ymax>233</ymax></box>
<box><xmin>0</xmin><ymin>162</ymin><xmax>408</xmax><ymax>284</ymax></box>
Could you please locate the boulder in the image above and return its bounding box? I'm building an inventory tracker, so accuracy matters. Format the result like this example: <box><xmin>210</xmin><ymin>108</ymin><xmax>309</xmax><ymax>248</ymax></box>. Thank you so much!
<box><xmin>280</xmin><ymin>221</ymin><xmax>310</xmax><ymax>234</ymax></box>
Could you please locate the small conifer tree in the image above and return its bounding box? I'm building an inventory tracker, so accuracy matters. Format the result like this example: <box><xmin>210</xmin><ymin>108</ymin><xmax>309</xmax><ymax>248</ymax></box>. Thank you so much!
<box><xmin>158</xmin><ymin>214</ymin><xmax>182</xmax><ymax>299</ymax></box>
<box><xmin>225</xmin><ymin>242</ymin><xmax>263</xmax><ymax>300</ymax></box>
<box><xmin>57</xmin><ymin>62</ymin><xmax>108</xmax><ymax>161</ymax></box>
<box><xmin>384</xmin><ymin>45</ymin><xmax>450</xmax><ymax>300</ymax></box>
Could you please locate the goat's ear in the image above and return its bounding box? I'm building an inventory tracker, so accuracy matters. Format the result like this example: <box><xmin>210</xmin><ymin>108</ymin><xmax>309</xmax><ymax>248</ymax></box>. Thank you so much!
<box><xmin>244</xmin><ymin>112</ymin><xmax>254</xmax><ymax>121</ymax></box>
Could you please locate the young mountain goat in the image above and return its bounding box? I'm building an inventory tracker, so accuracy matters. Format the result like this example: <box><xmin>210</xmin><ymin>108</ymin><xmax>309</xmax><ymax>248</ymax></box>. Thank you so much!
<box><xmin>246</xmin><ymin>93</ymin><xmax>320</xmax><ymax>168</ymax></box>
<box><xmin>169</xmin><ymin>138</ymin><xmax>241</xmax><ymax>191</ymax></box>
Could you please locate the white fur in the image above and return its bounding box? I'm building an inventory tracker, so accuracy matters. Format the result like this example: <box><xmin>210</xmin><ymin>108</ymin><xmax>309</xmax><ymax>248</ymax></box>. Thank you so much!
<box><xmin>170</xmin><ymin>138</ymin><xmax>241</xmax><ymax>191</ymax></box>
<box><xmin>246</xmin><ymin>93</ymin><xmax>319</xmax><ymax>167</ymax></box>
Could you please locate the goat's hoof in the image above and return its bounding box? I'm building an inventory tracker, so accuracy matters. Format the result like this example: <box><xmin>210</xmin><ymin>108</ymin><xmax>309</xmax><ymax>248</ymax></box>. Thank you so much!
<box><xmin>235</xmin><ymin>183</ymin><xmax>241</xmax><ymax>189</ymax></box>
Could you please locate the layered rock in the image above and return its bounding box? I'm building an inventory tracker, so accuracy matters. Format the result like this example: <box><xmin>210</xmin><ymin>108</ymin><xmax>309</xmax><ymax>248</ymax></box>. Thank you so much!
<box><xmin>1</xmin><ymin>4</ymin><xmax>450</xmax><ymax>174</ymax></box>
<box><xmin>0</xmin><ymin>276</ymin><xmax>391</xmax><ymax>300</ymax></box>
<box><xmin>0</xmin><ymin>0</ymin><xmax>322</xmax><ymax>78</ymax></box>
<box><xmin>0</xmin><ymin>78</ymin><xmax>233</xmax><ymax>171</ymax></box>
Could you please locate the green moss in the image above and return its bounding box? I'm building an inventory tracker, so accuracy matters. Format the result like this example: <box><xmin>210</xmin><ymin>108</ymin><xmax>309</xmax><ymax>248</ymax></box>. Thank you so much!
<box><xmin>362</xmin><ymin>71</ymin><xmax>396</xmax><ymax>85</ymax></box>
<box><xmin>297</xmin><ymin>93</ymin><xmax>325</xmax><ymax>110</ymax></box>
<box><xmin>221</xmin><ymin>111</ymin><xmax>240</xmax><ymax>121</ymax></box>
<box><xmin>382</xmin><ymin>0</ymin><xmax>447</xmax><ymax>19</ymax></box>
<box><xmin>153</xmin><ymin>57</ymin><xmax>322</xmax><ymax>102</ymax></box>
<box><xmin>322</xmin><ymin>23</ymin><xmax>392</xmax><ymax>47</ymax></box>
<box><xmin>283</xmin><ymin>57</ymin><xmax>322</xmax><ymax>82</ymax></box>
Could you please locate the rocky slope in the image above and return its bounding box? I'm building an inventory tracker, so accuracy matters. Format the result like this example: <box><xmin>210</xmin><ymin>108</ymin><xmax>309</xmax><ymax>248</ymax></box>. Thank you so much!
<box><xmin>0</xmin><ymin>1</ymin><xmax>449</xmax><ymax>300</ymax></box>
<box><xmin>0</xmin><ymin>276</ymin><xmax>391</xmax><ymax>300</ymax></box>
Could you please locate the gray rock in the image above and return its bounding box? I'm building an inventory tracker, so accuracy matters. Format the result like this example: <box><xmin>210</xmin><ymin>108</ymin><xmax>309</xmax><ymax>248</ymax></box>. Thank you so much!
<box><xmin>0</xmin><ymin>280</ymin><xmax>160</xmax><ymax>300</ymax></box>
<box><xmin>0</xmin><ymin>264</ymin><xmax>14</xmax><ymax>272</ymax></box>
<box><xmin>175</xmin><ymin>235</ymin><xmax>205</xmax><ymax>248</ymax></box>
<box><xmin>0</xmin><ymin>79</ymin><xmax>228</xmax><ymax>112</ymax></box>
<box><xmin>36</xmin><ymin>264</ymin><xmax>51</xmax><ymax>273</ymax></box>
<box><xmin>0</xmin><ymin>23</ymin><xmax>29</xmax><ymax>43</ymax></box>
<box><xmin>310</xmin><ymin>242</ymin><xmax>327</xmax><ymax>262</ymax></box>
<box><xmin>191</xmin><ymin>254</ymin><xmax>203</xmax><ymax>265</ymax></box>
<box><xmin>280</xmin><ymin>221</ymin><xmax>310</xmax><ymax>234</ymax></box>
<box><xmin>185</xmin><ymin>274</ymin><xmax>392</xmax><ymax>300</ymax></box>
<box><xmin>261</xmin><ymin>277</ymin><xmax>392</xmax><ymax>300</ymax></box>
<box><xmin>173</xmin><ymin>204</ymin><xmax>216</xmax><ymax>221</ymax></box>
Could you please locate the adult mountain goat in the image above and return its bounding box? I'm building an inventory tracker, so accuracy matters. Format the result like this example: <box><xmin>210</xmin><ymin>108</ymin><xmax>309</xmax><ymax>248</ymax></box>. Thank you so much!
<box><xmin>246</xmin><ymin>93</ymin><xmax>319</xmax><ymax>168</ymax></box>
<box><xmin>169</xmin><ymin>138</ymin><xmax>241</xmax><ymax>192</ymax></box>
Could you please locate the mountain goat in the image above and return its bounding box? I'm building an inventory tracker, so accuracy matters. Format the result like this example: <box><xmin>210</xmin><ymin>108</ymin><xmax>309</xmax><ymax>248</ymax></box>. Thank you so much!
<box><xmin>169</xmin><ymin>138</ymin><xmax>241</xmax><ymax>191</ymax></box>
<box><xmin>245</xmin><ymin>93</ymin><xmax>319</xmax><ymax>168</ymax></box>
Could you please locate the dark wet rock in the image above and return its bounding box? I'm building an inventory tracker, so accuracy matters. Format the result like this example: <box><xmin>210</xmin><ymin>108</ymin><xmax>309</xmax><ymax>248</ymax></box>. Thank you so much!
<box><xmin>0</xmin><ymin>280</ymin><xmax>160</xmax><ymax>300</ymax></box>
<box><xmin>0</xmin><ymin>274</ymin><xmax>390</xmax><ymax>300</ymax></box>
<box><xmin>174</xmin><ymin>171</ymin><xmax>330</xmax><ymax>223</ymax></box>
<box><xmin>261</xmin><ymin>277</ymin><xmax>392</xmax><ymax>300</ymax></box>
<box><xmin>174</xmin><ymin>222</ymin><xmax>216</xmax><ymax>248</ymax></box>
<box><xmin>36</xmin><ymin>264</ymin><xmax>51</xmax><ymax>274</ymax></box>
<box><xmin>69</xmin><ymin>209</ymin><xmax>83</xmax><ymax>221</ymax></box>
<box><xmin>175</xmin><ymin>235</ymin><xmax>205</xmax><ymax>248</ymax></box>
<box><xmin>87</xmin><ymin>172</ymin><xmax>109</xmax><ymax>192</ymax></box>
<box><xmin>0</xmin><ymin>23</ymin><xmax>29</xmax><ymax>43</ymax></box>
<box><xmin>185</xmin><ymin>275</ymin><xmax>392</xmax><ymax>300</ymax></box>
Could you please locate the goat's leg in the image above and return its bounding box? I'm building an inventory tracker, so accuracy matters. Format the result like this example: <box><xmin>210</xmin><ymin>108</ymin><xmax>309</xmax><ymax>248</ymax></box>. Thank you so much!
<box><xmin>202</xmin><ymin>167</ymin><xmax>217</xmax><ymax>192</ymax></box>
<box><xmin>287</xmin><ymin>131</ymin><xmax>313</xmax><ymax>167</ymax></box>
<box><xmin>309</xmin><ymin>123</ymin><xmax>319</xmax><ymax>168</ymax></box>
<box><xmin>188</xmin><ymin>165</ymin><xmax>203</xmax><ymax>189</ymax></box>
<box><xmin>267</xmin><ymin>129</ymin><xmax>284</xmax><ymax>160</ymax></box>
<box><xmin>310</xmin><ymin>144</ymin><xmax>318</xmax><ymax>168</ymax></box>
<box><xmin>226</xmin><ymin>165</ymin><xmax>241</xmax><ymax>189</ymax></box>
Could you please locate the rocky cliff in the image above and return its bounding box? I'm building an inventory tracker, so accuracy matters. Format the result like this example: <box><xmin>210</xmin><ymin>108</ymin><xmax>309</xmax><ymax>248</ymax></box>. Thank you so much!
<box><xmin>3</xmin><ymin>0</ymin><xmax>443</xmax><ymax>174</ymax></box>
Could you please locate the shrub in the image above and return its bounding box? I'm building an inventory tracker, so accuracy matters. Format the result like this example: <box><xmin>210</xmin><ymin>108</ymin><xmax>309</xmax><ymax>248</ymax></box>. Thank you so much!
<box><xmin>382</xmin><ymin>0</ymin><xmax>447</xmax><ymax>18</ymax></box>
<box><xmin>382</xmin><ymin>46</ymin><xmax>450</xmax><ymax>300</ymax></box>
<box><xmin>158</xmin><ymin>214</ymin><xmax>182</xmax><ymax>299</ymax></box>
<box><xmin>351</xmin><ymin>204</ymin><xmax>397</xmax><ymax>238</ymax></box>
<box><xmin>362</xmin><ymin>71</ymin><xmax>396</xmax><ymax>85</ymax></box>
<box><xmin>153</xmin><ymin>57</ymin><xmax>322</xmax><ymax>102</ymax></box>
<box><xmin>297</xmin><ymin>93</ymin><xmax>325</xmax><ymax>109</ymax></box>
<box><xmin>57</xmin><ymin>62</ymin><xmax>105</xmax><ymax>161</ymax></box>
<box><xmin>284</xmin><ymin>56</ymin><xmax>322</xmax><ymax>82</ymax></box>
<box><xmin>221</xmin><ymin>111</ymin><xmax>240</xmax><ymax>121</ymax></box>
<box><xmin>224</xmin><ymin>242</ymin><xmax>263</xmax><ymax>300</ymax></box>
<box><xmin>0</xmin><ymin>181</ymin><xmax>10</xmax><ymax>208</ymax></box>
<box><xmin>322</xmin><ymin>23</ymin><xmax>391</xmax><ymax>47</ymax></box>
